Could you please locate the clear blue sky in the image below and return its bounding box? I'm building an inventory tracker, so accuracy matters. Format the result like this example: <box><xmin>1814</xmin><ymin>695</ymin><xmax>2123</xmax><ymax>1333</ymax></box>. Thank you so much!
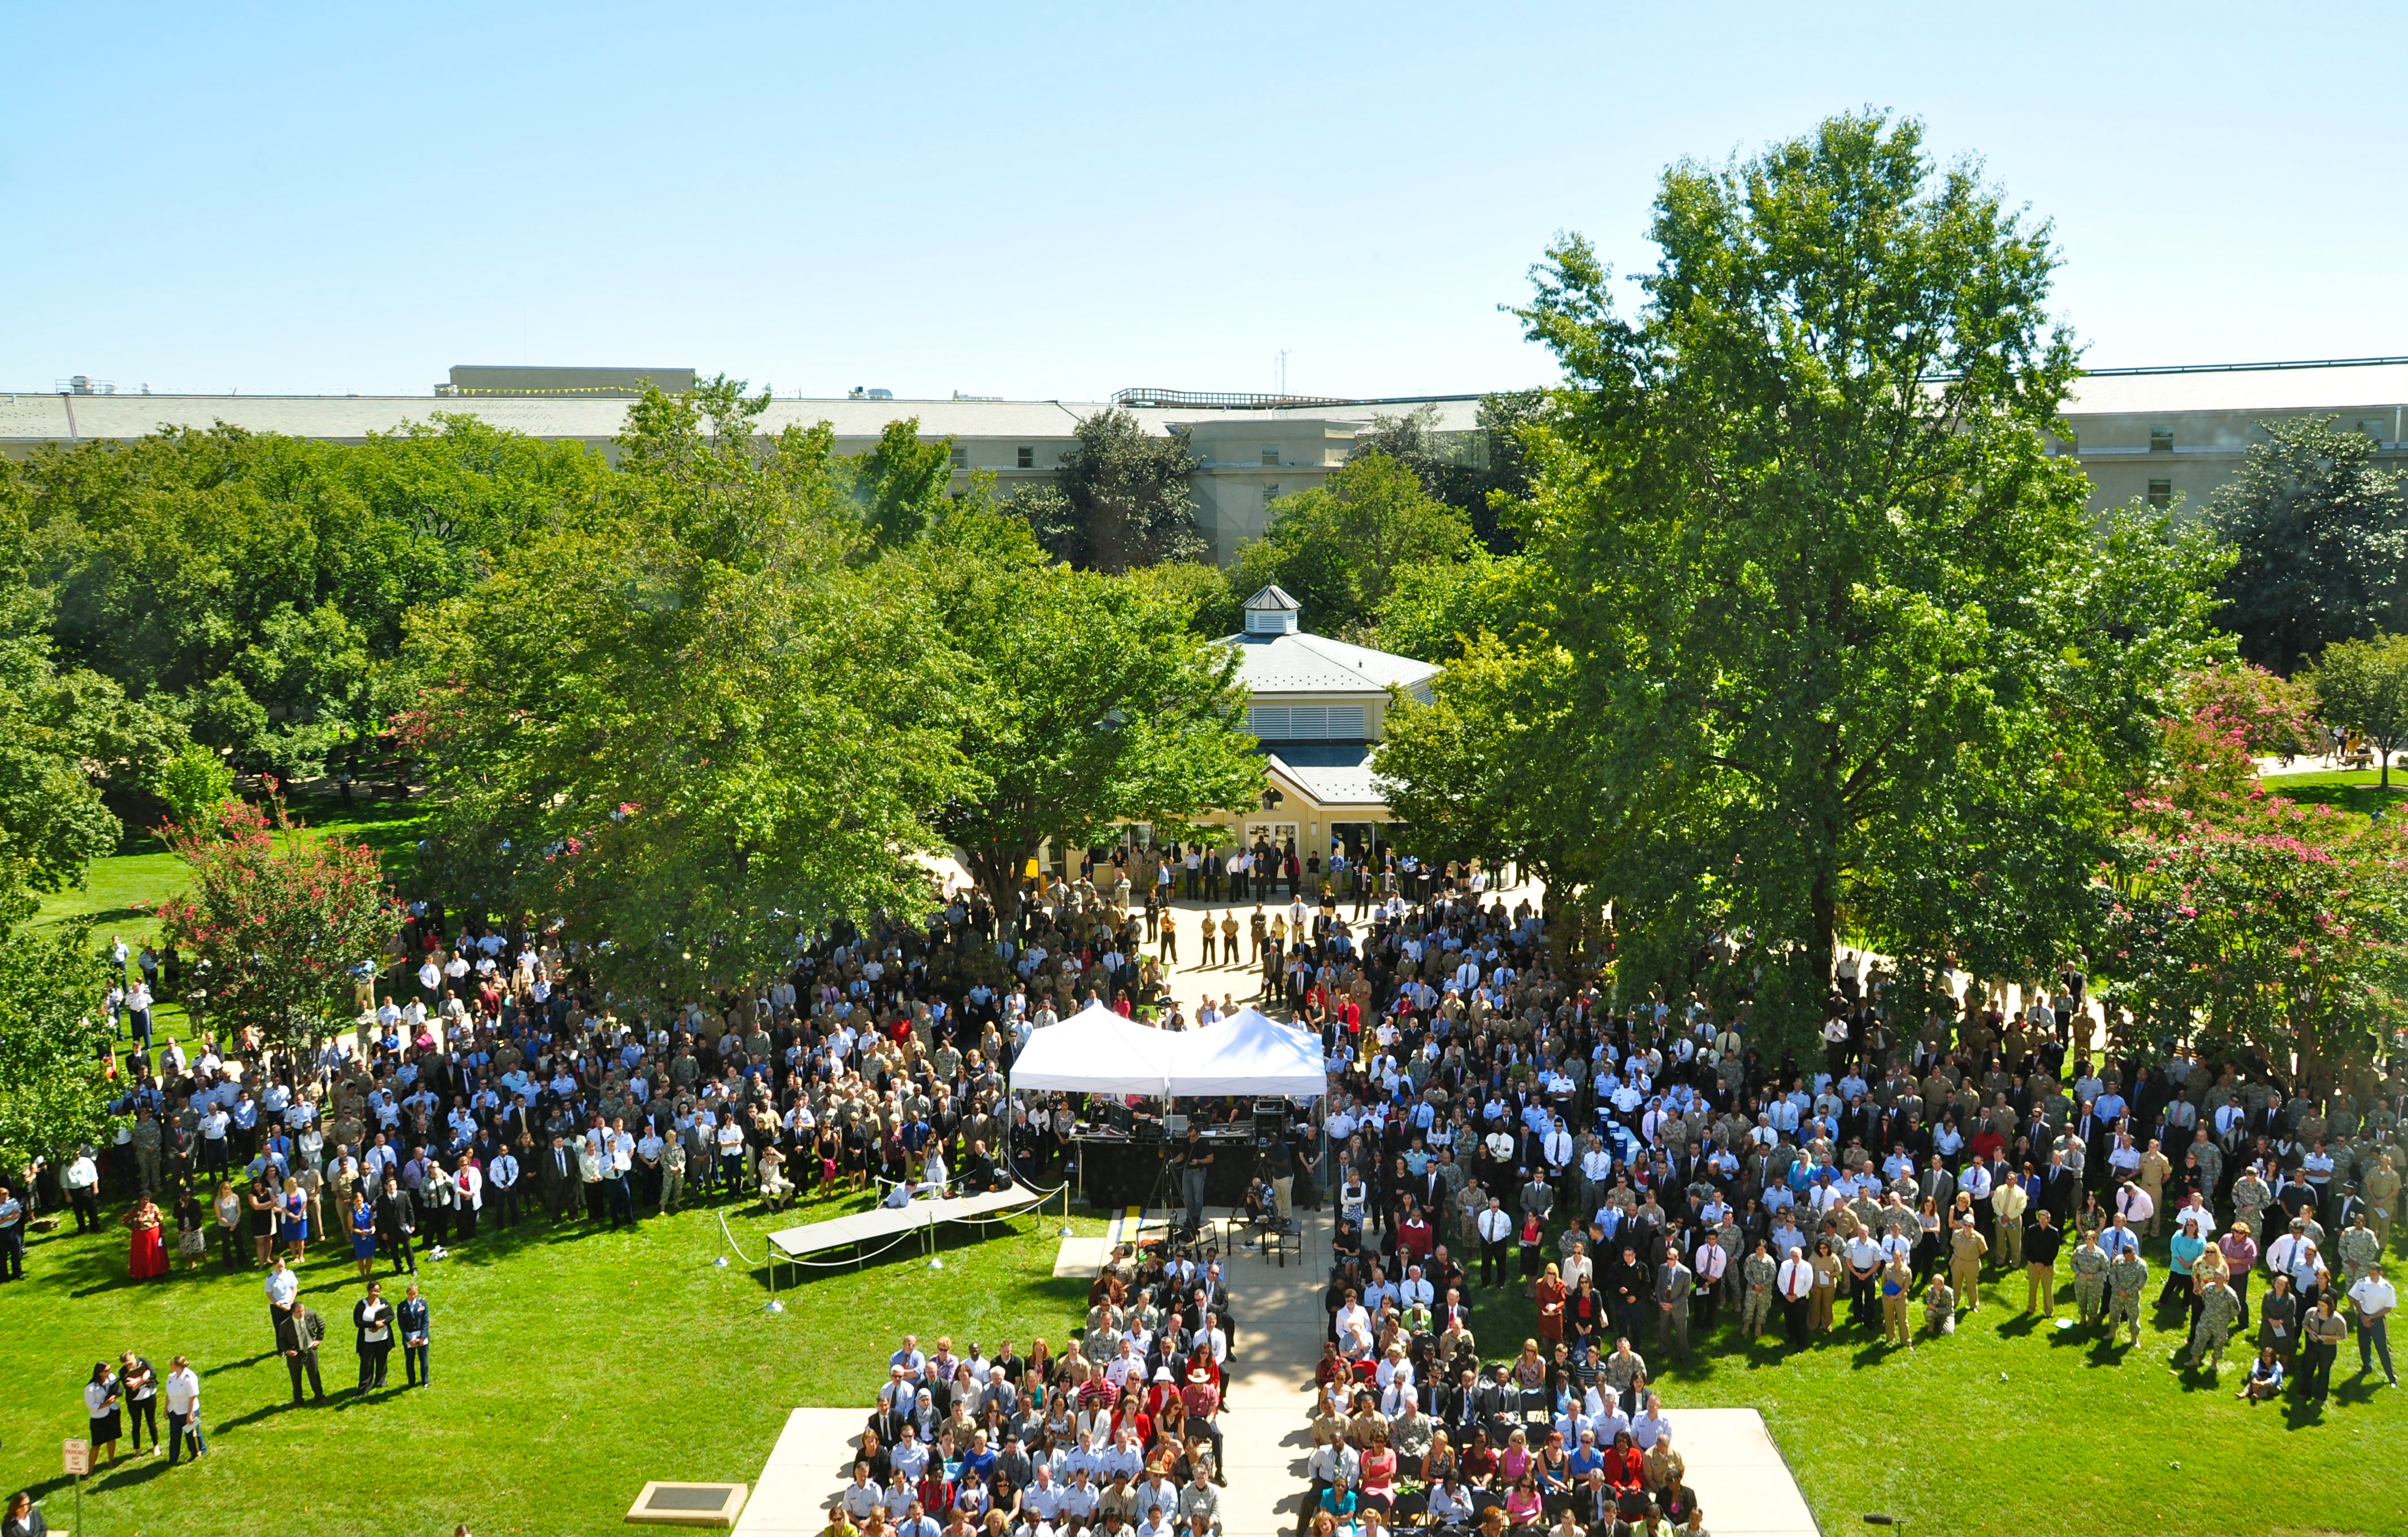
<box><xmin>7</xmin><ymin>3</ymin><xmax>2405</xmax><ymax>401</ymax></box>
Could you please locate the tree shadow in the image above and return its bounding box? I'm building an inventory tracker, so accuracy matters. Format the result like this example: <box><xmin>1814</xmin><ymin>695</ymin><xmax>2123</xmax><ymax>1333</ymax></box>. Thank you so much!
<box><xmin>212</xmin><ymin>1395</ymin><xmax>320</xmax><ymax>1432</ymax></box>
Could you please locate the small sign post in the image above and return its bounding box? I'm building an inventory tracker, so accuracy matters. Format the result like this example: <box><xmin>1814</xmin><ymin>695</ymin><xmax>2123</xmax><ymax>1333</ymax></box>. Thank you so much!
<box><xmin>63</xmin><ymin>1437</ymin><xmax>88</xmax><ymax>1533</ymax></box>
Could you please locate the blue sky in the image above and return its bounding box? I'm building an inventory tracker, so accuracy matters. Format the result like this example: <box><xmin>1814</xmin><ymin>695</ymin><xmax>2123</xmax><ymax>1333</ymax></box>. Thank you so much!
<box><xmin>6</xmin><ymin>3</ymin><xmax>2404</xmax><ymax>401</ymax></box>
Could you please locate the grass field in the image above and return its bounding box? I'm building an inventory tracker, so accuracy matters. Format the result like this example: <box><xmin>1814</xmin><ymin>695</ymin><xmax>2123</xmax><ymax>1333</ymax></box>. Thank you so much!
<box><xmin>1431</xmin><ymin>1223</ymin><xmax>2406</xmax><ymax>1537</ymax></box>
<box><xmin>0</xmin><ymin>1186</ymin><xmax>1103</xmax><ymax>1537</ymax></box>
<box><xmin>2257</xmin><ymin>766</ymin><xmax>2408</xmax><ymax>818</ymax></box>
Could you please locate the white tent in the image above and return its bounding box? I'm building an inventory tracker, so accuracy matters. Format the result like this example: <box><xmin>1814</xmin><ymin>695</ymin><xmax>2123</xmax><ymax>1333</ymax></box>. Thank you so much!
<box><xmin>1165</xmin><ymin>1006</ymin><xmax>1329</xmax><ymax>1099</ymax></box>
<box><xmin>1008</xmin><ymin>1001</ymin><xmax>1177</xmax><ymax>1095</ymax></box>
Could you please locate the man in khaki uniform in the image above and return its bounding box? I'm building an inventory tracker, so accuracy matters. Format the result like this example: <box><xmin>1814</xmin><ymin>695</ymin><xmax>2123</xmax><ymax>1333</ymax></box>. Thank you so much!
<box><xmin>2137</xmin><ymin>1141</ymin><xmax>2173</xmax><ymax>1238</ymax></box>
<box><xmin>1992</xmin><ymin>1175</ymin><xmax>2028</xmax><ymax>1269</ymax></box>
<box><xmin>1949</xmin><ymin>1216</ymin><xmax>1989</xmax><ymax>1311</ymax></box>
<box><xmin>2366</xmin><ymin>1154</ymin><xmax>2400</xmax><ymax>1250</ymax></box>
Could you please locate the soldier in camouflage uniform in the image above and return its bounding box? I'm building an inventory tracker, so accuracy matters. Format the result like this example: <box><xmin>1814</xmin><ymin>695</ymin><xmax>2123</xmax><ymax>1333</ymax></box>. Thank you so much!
<box><xmin>2070</xmin><ymin>1233</ymin><xmax>2110</xmax><ymax>1326</ymax></box>
<box><xmin>1739</xmin><ymin>1241</ymin><xmax>1777</xmax><ymax>1339</ymax></box>
<box><xmin>2229</xmin><ymin>1164</ymin><xmax>2273</xmax><ymax>1243</ymax></box>
<box><xmin>2187</xmin><ymin>1278</ymin><xmax>2241</xmax><ymax>1369</ymax></box>
<box><xmin>2107</xmin><ymin>1248</ymin><xmax>2149</xmax><ymax>1345</ymax></box>
<box><xmin>2337</xmin><ymin>1209</ymin><xmax>2383</xmax><ymax>1288</ymax></box>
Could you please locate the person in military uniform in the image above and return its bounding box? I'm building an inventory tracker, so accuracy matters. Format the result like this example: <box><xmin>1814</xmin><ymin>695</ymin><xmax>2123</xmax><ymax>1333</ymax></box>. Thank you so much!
<box><xmin>2070</xmin><ymin>1231</ymin><xmax>2110</xmax><ymax>1326</ymax></box>
<box><xmin>2336</xmin><ymin>1206</ymin><xmax>2383</xmax><ymax>1288</ymax></box>
<box><xmin>1739</xmin><ymin>1241</ymin><xmax>1777</xmax><ymax>1340</ymax></box>
<box><xmin>2230</xmin><ymin>1163</ymin><xmax>2274</xmax><ymax>1243</ymax></box>
<box><xmin>1878</xmin><ymin>1253</ymin><xmax>1914</xmax><ymax>1347</ymax></box>
<box><xmin>2186</xmin><ymin>1275</ymin><xmax>2241</xmax><ymax>1370</ymax></box>
<box><xmin>1923</xmin><ymin>1274</ymin><xmax>1956</xmax><ymax>1336</ymax></box>
<box><xmin>2106</xmin><ymin>1247</ymin><xmax>2149</xmax><ymax>1345</ymax></box>
<box><xmin>2364</xmin><ymin>1153</ymin><xmax>2400</xmax><ymax>1250</ymax></box>
<box><xmin>1949</xmin><ymin>1215</ymin><xmax>1988</xmax><ymax>1312</ymax></box>
<box><xmin>660</xmin><ymin>1132</ymin><xmax>688</xmax><ymax>1215</ymax></box>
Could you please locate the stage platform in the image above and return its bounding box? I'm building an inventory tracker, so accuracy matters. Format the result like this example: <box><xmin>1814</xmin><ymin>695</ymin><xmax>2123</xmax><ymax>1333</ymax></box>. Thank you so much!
<box><xmin>762</xmin><ymin>1183</ymin><xmax>1058</xmax><ymax>1282</ymax></box>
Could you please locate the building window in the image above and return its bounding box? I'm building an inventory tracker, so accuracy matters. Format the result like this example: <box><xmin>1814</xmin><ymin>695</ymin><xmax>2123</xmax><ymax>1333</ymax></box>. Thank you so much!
<box><xmin>1261</xmin><ymin>446</ymin><xmax>1281</xmax><ymax>466</ymax></box>
<box><xmin>2147</xmin><ymin>479</ymin><xmax>2172</xmax><ymax>509</ymax></box>
<box><xmin>2149</xmin><ymin>427</ymin><xmax>2174</xmax><ymax>453</ymax></box>
<box><xmin>1247</xmin><ymin>704</ymin><xmax>1366</xmax><ymax>740</ymax></box>
<box><xmin>949</xmin><ymin>446</ymin><xmax>968</xmax><ymax>470</ymax></box>
<box><xmin>1016</xmin><ymin>445</ymin><xmax>1034</xmax><ymax>468</ymax></box>
<box><xmin>2359</xmin><ymin>419</ymin><xmax>2387</xmax><ymax>445</ymax></box>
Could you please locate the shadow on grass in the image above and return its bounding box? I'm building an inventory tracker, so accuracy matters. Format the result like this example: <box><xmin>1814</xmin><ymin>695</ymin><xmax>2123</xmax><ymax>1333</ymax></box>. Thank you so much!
<box><xmin>212</xmin><ymin>1395</ymin><xmax>323</xmax><ymax>1432</ymax></box>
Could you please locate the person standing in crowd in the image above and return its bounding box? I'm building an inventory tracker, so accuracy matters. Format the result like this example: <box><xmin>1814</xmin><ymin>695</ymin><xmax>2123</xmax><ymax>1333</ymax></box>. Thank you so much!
<box><xmin>275</xmin><ymin>1297</ymin><xmax>326</xmax><ymax>1404</ymax></box>
<box><xmin>400</xmin><ymin>1282</ymin><xmax>432</xmax><ymax>1387</ymax></box>
<box><xmin>163</xmin><ymin>1354</ymin><xmax>207</xmax><ymax>1464</ymax></box>
<box><xmin>118</xmin><ymin>1351</ymin><xmax>159</xmax><ymax>1457</ymax></box>
<box><xmin>353</xmin><ymin>1279</ymin><xmax>396</xmax><ymax>1392</ymax></box>
<box><xmin>0</xmin><ymin>1183</ymin><xmax>23</xmax><ymax>1282</ymax></box>
<box><xmin>63</xmin><ymin>1148</ymin><xmax>100</xmax><ymax>1234</ymax></box>
<box><xmin>2348</xmin><ymin>1262</ymin><xmax>2396</xmax><ymax>1388</ymax></box>
<box><xmin>122</xmin><ymin>1192</ymin><xmax>168</xmax><ymax>1282</ymax></box>
<box><xmin>82</xmin><ymin>1362</ymin><xmax>122</xmax><ymax>1467</ymax></box>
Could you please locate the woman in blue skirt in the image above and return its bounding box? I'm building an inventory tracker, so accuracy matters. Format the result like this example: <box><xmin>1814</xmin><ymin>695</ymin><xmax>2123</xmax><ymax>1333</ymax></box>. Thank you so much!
<box><xmin>278</xmin><ymin>1176</ymin><xmax>311</xmax><ymax>1263</ymax></box>
<box><xmin>347</xmin><ymin>1188</ymin><xmax>379</xmax><ymax>1282</ymax></box>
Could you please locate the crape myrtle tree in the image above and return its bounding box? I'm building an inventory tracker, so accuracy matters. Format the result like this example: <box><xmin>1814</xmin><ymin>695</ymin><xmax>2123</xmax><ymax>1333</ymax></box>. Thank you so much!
<box><xmin>157</xmin><ymin>799</ymin><xmax>403</xmax><ymax>1055</ymax></box>
<box><xmin>1422</xmin><ymin>112</ymin><xmax>2223</xmax><ymax>1039</ymax></box>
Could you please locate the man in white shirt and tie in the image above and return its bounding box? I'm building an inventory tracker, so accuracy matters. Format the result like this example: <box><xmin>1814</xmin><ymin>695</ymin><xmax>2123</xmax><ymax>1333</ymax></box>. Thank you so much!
<box><xmin>1776</xmin><ymin>1247</ymin><xmax>1815</xmax><ymax>1343</ymax></box>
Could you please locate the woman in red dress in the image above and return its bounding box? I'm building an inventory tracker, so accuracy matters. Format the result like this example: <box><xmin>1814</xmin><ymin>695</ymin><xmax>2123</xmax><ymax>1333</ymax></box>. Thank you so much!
<box><xmin>124</xmin><ymin>1195</ymin><xmax>169</xmax><ymax>1281</ymax></box>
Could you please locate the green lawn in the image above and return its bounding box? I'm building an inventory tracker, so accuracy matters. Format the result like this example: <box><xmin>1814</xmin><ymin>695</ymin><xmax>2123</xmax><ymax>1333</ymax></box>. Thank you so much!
<box><xmin>0</xmin><ymin>1188</ymin><xmax>1103</xmax><ymax>1537</ymax></box>
<box><xmin>2257</xmin><ymin>766</ymin><xmax>2408</xmax><ymax>818</ymax></box>
<box><xmin>1435</xmin><ymin>1230</ymin><xmax>2406</xmax><ymax>1536</ymax></box>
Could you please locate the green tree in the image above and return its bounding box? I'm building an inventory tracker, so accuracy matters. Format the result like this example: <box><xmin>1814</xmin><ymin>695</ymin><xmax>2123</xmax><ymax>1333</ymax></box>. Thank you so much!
<box><xmin>155</xmin><ymin>742</ymin><xmax>237</xmax><ymax>827</ymax></box>
<box><xmin>404</xmin><ymin>379</ymin><xmax>971</xmax><ymax>998</ymax></box>
<box><xmin>2206</xmin><ymin>415</ymin><xmax>2408</xmax><ymax>674</ymax></box>
<box><xmin>0</xmin><ymin>896</ymin><xmax>114</xmax><ymax>1175</ymax></box>
<box><xmin>850</xmin><ymin>418</ymin><xmax>958</xmax><ymax>546</ymax></box>
<box><xmin>904</xmin><ymin>511</ymin><xmax>1260</xmax><ymax>901</ymax></box>
<box><xmin>1353</xmin><ymin>390</ymin><xmax>1548</xmax><ymax>553</ymax></box>
<box><xmin>2309</xmin><ymin>632</ymin><xmax>2408</xmax><ymax>786</ymax></box>
<box><xmin>1011</xmin><ymin>407</ymin><xmax>1206</xmax><ymax>571</ymax></box>
<box><xmin>1454</xmin><ymin>112</ymin><xmax>2223</xmax><ymax>1028</ymax></box>
<box><xmin>2101</xmin><ymin>792</ymin><xmax>2408</xmax><ymax>1089</ymax></box>
<box><xmin>12</xmin><ymin>415</ymin><xmax>606</xmax><ymax>776</ymax></box>
<box><xmin>1223</xmin><ymin>452</ymin><xmax>1476</xmax><ymax>640</ymax></box>
<box><xmin>156</xmin><ymin>800</ymin><xmax>403</xmax><ymax>1054</ymax></box>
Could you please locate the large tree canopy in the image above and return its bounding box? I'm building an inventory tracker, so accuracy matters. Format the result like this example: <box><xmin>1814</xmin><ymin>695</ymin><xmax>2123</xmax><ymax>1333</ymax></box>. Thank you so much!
<box><xmin>1011</xmin><ymin>407</ymin><xmax>1207</xmax><ymax>572</ymax></box>
<box><xmin>1218</xmin><ymin>451</ymin><xmax>1477</xmax><ymax>640</ymax></box>
<box><xmin>1385</xmin><ymin>112</ymin><xmax>2224</xmax><ymax>1034</ymax></box>
<box><xmin>10</xmin><ymin>416</ymin><xmax>608</xmax><ymax>775</ymax></box>
<box><xmin>906</xmin><ymin>511</ymin><xmax>1261</xmax><ymax>902</ymax></box>
<box><xmin>2206</xmin><ymin>415</ymin><xmax>2408</xmax><ymax>675</ymax></box>
<box><xmin>404</xmin><ymin>380</ymin><xmax>970</xmax><ymax>1000</ymax></box>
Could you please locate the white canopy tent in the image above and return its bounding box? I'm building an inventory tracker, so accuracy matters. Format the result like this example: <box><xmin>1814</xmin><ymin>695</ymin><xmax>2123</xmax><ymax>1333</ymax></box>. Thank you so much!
<box><xmin>1164</xmin><ymin>1007</ymin><xmax>1328</xmax><ymax>1099</ymax></box>
<box><xmin>1006</xmin><ymin>1001</ymin><xmax>1178</xmax><ymax>1095</ymax></box>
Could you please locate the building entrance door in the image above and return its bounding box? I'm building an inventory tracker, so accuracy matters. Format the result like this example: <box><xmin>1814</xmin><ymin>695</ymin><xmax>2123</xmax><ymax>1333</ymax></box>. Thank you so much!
<box><xmin>1245</xmin><ymin>822</ymin><xmax>1298</xmax><ymax>857</ymax></box>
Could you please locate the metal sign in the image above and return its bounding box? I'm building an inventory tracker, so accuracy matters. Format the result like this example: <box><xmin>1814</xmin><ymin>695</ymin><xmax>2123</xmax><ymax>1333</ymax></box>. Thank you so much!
<box><xmin>63</xmin><ymin>1437</ymin><xmax>90</xmax><ymax>1475</ymax></box>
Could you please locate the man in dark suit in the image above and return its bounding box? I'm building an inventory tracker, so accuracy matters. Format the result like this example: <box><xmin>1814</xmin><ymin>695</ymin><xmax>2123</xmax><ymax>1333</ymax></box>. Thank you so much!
<box><xmin>540</xmin><ymin>1134</ymin><xmax>578</xmax><ymax>1221</ymax></box>
<box><xmin>275</xmin><ymin>1300</ymin><xmax>326</xmax><ymax>1403</ymax></box>
<box><xmin>374</xmin><ymin>1174</ymin><xmax>417</xmax><ymax>1275</ymax></box>
<box><xmin>2039</xmin><ymin>1153</ymin><xmax>2078</xmax><ymax>1223</ymax></box>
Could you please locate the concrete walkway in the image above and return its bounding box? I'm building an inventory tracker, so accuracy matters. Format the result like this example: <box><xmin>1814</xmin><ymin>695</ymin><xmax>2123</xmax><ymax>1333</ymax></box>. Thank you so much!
<box><xmin>732</xmin><ymin>1408</ymin><xmax>858</xmax><ymax>1535</ymax></box>
<box><xmin>1664</xmin><ymin>1408</ymin><xmax>1818</xmax><ymax>1536</ymax></box>
<box><xmin>1216</xmin><ymin>1211</ymin><xmax>1331</xmax><ymax>1536</ymax></box>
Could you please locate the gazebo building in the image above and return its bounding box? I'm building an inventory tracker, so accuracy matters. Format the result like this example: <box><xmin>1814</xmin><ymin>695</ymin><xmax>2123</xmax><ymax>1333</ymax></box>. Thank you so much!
<box><xmin>1211</xmin><ymin>584</ymin><xmax>1439</xmax><ymax>865</ymax></box>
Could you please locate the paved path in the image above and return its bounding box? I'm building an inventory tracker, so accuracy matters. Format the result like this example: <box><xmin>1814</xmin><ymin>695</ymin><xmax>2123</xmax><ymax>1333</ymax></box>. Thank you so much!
<box><xmin>1216</xmin><ymin>1211</ymin><xmax>1331</xmax><ymax>1536</ymax></box>
<box><xmin>1665</xmin><ymin>1408</ymin><xmax>1819</xmax><ymax>1536</ymax></box>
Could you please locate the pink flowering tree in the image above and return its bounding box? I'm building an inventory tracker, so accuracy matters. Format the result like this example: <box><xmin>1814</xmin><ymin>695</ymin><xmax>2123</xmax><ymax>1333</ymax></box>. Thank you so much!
<box><xmin>2100</xmin><ymin>789</ymin><xmax>2408</xmax><ymax>1091</ymax></box>
<box><xmin>155</xmin><ymin>800</ymin><xmax>404</xmax><ymax>1055</ymax></box>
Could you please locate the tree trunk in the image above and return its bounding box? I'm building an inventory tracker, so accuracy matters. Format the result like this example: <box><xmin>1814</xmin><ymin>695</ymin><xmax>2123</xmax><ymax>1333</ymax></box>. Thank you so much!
<box><xmin>961</xmin><ymin>843</ymin><xmax>1032</xmax><ymax>908</ymax></box>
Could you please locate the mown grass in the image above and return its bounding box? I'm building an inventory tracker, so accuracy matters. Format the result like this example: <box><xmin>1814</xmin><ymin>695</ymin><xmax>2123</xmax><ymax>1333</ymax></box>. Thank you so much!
<box><xmin>0</xmin><ymin>1185</ymin><xmax>1103</xmax><ymax>1537</ymax></box>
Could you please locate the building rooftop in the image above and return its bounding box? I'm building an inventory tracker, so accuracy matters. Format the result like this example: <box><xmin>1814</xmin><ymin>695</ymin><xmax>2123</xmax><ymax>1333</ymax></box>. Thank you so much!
<box><xmin>1220</xmin><ymin>627</ymin><xmax>1441</xmax><ymax>696</ymax></box>
<box><xmin>1266</xmin><ymin>741</ymin><xmax>1389</xmax><ymax>807</ymax></box>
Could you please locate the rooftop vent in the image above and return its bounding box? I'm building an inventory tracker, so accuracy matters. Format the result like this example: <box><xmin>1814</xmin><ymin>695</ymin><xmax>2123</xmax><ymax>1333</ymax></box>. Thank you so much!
<box><xmin>1243</xmin><ymin>584</ymin><xmax>1300</xmax><ymax>635</ymax></box>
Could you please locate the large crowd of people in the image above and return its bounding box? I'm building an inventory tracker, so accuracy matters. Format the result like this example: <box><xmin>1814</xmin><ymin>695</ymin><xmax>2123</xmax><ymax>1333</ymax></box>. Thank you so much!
<box><xmin>7</xmin><ymin>833</ymin><xmax>2404</xmax><ymax>1534</ymax></box>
